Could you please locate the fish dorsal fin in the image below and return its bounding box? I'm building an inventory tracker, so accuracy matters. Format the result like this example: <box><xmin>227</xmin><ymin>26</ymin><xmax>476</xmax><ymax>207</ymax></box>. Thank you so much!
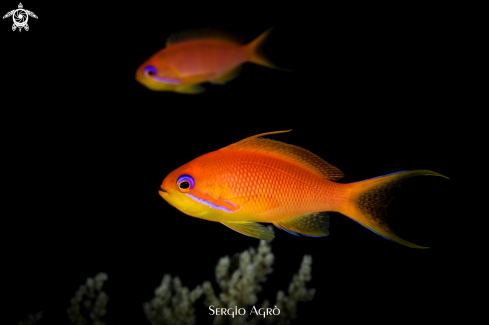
<box><xmin>224</xmin><ymin>130</ymin><xmax>344</xmax><ymax>181</ymax></box>
<box><xmin>274</xmin><ymin>212</ymin><xmax>330</xmax><ymax>237</ymax></box>
<box><xmin>166</xmin><ymin>28</ymin><xmax>244</xmax><ymax>46</ymax></box>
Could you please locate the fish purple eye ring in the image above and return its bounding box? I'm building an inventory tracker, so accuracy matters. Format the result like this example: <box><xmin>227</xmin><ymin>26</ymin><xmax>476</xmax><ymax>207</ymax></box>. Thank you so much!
<box><xmin>144</xmin><ymin>65</ymin><xmax>157</xmax><ymax>76</ymax></box>
<box><xmin>176</xmin><ymin>175</ymin><xmax>194</xmax><ymax>192</ymax></box>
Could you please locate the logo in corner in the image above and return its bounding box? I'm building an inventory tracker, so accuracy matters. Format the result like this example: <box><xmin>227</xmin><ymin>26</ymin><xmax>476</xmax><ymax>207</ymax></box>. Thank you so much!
<box><xmin>3</xmin><ymin>3</ymin><xmax>37</xmax><ymax>32</ymax></box>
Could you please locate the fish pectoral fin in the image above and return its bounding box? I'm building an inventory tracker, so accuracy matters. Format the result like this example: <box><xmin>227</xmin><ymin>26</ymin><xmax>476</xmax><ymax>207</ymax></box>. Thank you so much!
<box><xmin>175</xmin><ymin>84</ymin><xmax>205</xmax><ymax>94</ymax></box>
<box><xmin>221</xmin><ymin>221</ymin><xmax>275</xmax><ymax>240</ymax></box>
<box><xmin>209</xmin><ymin>66</ymin><xmax>242</xmax><ymax>84</ymax></box>
<box><xmin>274</xmin><ymin>212</ymin><xmax>330</xmax><ymax>237</ymax></box>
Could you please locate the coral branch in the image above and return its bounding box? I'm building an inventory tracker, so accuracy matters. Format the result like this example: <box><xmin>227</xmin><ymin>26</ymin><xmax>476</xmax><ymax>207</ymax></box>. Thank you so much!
<box><xmin>143</xmin><ymin>274</ymin><xmax>203</xmax><ymax>325</ymax></box>
<box><xmin>200</xmin><ymin>227</ymin><xmax>315</xmax><ymax>325</ymax></box>
<box><xmin>44</xmin><ymin>227</ymin><xmax>315</xmax><ymax>325</ymax></box>
<box><xmin>67</xmin><ymin>273</ymin><xmax>109</xmax><ymax>325</ymax></box>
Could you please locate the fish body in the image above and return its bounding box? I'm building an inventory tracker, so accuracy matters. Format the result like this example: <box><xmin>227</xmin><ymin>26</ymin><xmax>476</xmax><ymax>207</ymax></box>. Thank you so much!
<box><xmin>136</xmin><ymin>28</ymin><xmax>281</xmax><ymax>94</ymax></box>
<box><xmin>159</xmin><ymin>131</ymin><xmax>448</xmax><ymax>248</ymax></box>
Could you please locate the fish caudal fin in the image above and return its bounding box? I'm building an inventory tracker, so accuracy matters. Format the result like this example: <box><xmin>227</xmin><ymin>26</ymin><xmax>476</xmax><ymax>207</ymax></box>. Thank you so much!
<box><xmin>246</xmin><ymin>28</ymin><xmax>290</xmax><ymax>71</ymax></box>
<box><xmin>342</xmin><ymin>170</ymin><xmax>449</xmax><ymax>249</ymax></box>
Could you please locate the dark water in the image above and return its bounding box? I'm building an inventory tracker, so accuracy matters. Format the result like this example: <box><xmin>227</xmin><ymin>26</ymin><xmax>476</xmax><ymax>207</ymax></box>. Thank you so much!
<box><xmin>2</xmin><ymin>2</ymin><xmax>459</xmax><ymax>324</ymax></box>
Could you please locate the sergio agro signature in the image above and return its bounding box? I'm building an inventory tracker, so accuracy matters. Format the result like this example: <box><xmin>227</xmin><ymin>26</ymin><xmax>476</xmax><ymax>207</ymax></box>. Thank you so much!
<box><xmin>3</xmin><ymin>3</ymin><xmax>37</xmax><ymax>32</ymax></box>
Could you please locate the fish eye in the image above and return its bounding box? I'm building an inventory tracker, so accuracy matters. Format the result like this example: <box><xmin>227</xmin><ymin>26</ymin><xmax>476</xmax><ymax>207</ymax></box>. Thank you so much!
<box><xmin>176</xmin><ymin>175</ymin><xmax>194</xmax><ymax>193</ymax></box>
<box><xmin>180</xmin><ymin>181</ymin><xmax>190</xmax><ymax>189</ymax></box>
<box><xmin>144</xmin><ymin>65</ymin><xmax>157</xmax><ymax>77</ymax></box>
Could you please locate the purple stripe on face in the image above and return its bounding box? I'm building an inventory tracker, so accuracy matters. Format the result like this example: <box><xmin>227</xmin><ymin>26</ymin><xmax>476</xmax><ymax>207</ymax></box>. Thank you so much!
<box><xmin>144</xmin><ymin>65</ymin><xmax>181</xmax><ymax>85</ymax></box>
<box><xmin>186</xmin><ymin>193</ymin><xmax>234</xmax><ymax>213</ymax></box>
<box><xmin>151</xmin><ymin>75</ymin><xmax>182</xmax><ymax>84</ymax></box>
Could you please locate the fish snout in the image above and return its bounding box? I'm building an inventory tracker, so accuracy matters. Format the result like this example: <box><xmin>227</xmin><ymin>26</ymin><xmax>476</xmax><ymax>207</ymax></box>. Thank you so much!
<box><xmin>159</xmin><ymin>187</ymin><xmax>170</xmax><ymax>201</ymax></box>
<box><xmin>158</xmin><ymin>182</ymin><xmax>171</xmax><ymax>197</ymax></box>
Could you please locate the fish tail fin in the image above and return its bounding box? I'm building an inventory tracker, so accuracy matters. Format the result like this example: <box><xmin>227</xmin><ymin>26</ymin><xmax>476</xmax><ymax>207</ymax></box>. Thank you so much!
<box><xmin>341</xmin><ymin>170</ymin><xmax>449</xmax><ymax>249</ymax></box>
<box><xmin>246</xmin><ymin>28</ymin><xmax>290</xmax><ymax>71</ymax></box>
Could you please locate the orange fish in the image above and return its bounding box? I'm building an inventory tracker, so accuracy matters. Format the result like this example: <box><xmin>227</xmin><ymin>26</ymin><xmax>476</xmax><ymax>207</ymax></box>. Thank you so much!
<box><xmin>135</xmin><ymin>28</ymin><xmax>284</xmax><ymax>94</ymax></box>
<box><xmin>159</xmin><ymin>130</ymin><xmax>448</xmax><ymax>248</ymax></box>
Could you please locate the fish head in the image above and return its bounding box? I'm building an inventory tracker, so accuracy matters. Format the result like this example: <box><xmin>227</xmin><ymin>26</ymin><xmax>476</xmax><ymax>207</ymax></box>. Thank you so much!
<box><xmin>159</xmin><ymin>153</ymin><xmax>222</xmax><ymax>219</ymax></box>
<box><xmin>135</xmin><ymin>53</ymin><xmax>181</xmax><ymax>91</ymax></box>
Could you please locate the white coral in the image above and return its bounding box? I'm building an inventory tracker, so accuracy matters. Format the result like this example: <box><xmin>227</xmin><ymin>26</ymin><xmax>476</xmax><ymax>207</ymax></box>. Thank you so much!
<box><xmin>203</xmin><ymin>228</ymin><xmax>315</xmax><ymax>325</ymax></box>
<box><xmin>270</xmin><ymin>255</ymin><xmax>315</xmax><ymax>325</ymax></box>
<box><xmin>143</xmin><ymin>274</ymin><xmax>203</xmax><ymax>325</ymax></box>
<box><xmin>67</xmin><ymin>273</ymin><xmax>109</xmax><ymax>325</ymax></box>
<box><xmin>61</xmin><ymin>228</ymin><xmax>315</xmax><ymax>325</ymax></box>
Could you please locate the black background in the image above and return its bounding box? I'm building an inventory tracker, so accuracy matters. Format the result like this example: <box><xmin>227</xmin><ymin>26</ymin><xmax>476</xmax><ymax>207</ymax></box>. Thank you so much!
<box><xmin>2</xmin><ymin>1</ymin><xmax>461</xmax><ymax>324</ymax></box>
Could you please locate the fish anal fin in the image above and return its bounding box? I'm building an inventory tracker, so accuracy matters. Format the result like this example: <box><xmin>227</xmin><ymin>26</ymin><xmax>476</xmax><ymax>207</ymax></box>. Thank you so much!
<box><xmin>166</xmin><ymin>28</ymin><xmax>244</xmax><ymax>46</ymax></box>
<box><xmin>221</xmin><ymin>221</ymin><xmax>274</xmax><ymax>240</ymax></box>
<box><xmin>274</xmin><ymin>225</ymin><xmax>299</xmax><ymax>236</ymax></box>
<box><xmin>274</xmin><ymin>212</ymin><xmax>330</xmax><ymax>237</ymax></box>
<box><xmin>210</xmin><ymin>66</ymin><xmax>242</xmax><ymax>84</ymax></box>
<box><xmin>224</xmin><ymin>131</ymin><xmax>344</xmax><ymax>181</ymax></box>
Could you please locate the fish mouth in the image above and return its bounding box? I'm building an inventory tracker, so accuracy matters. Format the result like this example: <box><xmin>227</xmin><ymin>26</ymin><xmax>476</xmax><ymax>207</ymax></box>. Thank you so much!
<box><xmin>159</xmin><ymin>188</ymin><xmax>170</xmax><ymax>199</ymax></box>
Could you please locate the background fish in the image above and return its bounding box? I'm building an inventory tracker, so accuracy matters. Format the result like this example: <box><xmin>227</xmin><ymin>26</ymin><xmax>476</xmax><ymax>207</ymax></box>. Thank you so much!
<box><xmin>135</xmin><ymin>27</ymin><xmax>285</xmax><ymax>94</ymax></box>
<box><xmin>159</xmin><ymin>130</ymin><xmax>448</xmax><ymax>248</ymax></box>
